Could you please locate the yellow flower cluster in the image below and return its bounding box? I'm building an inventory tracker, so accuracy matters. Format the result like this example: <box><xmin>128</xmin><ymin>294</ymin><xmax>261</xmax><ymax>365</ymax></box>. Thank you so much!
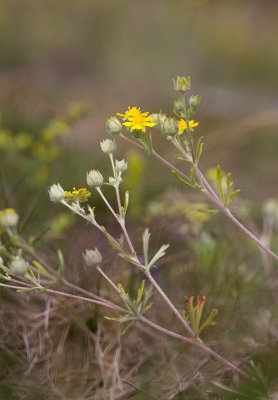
<box><xmin>117</xmin><ymin>107</ymin><xmax>155</xmax><ymax>133</ymax></box>
<box><xmin>65</xmin><ymin>187</ymin><xmax>91</xmax><ymax>203</ymax></box>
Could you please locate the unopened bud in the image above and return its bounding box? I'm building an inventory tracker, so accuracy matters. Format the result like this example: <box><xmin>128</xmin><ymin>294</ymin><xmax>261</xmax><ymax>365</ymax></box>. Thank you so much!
<box><xmin>173</xmin><ymin>76</ymin><xmax>191</xmax><ymax>93</ymax></box>
<box><xmin>115</xmin><ymin>159</ymin><xmax>128</xmax><ymax>173</ymax></box>
<box><xmin>0</xmin><ymin>208</ymin><xmax>19</xmax><ymax>229</ymax></box>
<box><xmin>174</xmin><ymin>98</ymin><xmax>186</xmax><ymax>115</ymax></box>
<box><xmin>189</xmin><ymin>95</ymin><xmax>201</xmax><ymax>110</ymax></box>
<box><xmin>49</xmin><ymin>184</ymin><xmax>65</xmax><ymax>203</ymax></box>
<box><xmin>100</xmin><ymin>139</ymin><xmax>116</xmax><ymax>154</ymax></box>
<box><xmin>87</xmin><ymin>170</ymin><xmax>103</xmax><ymax>187</ymax></box>
<box><xmin>106</xmin><ymin>116</ymin><xmax>122</xmax><ymax>135</ymax></box>
<box><xmin>162</xmin><ymin>117</ymin><xmax>178</xmax><ymax>137</ymax></box>
<box><xmin>83</xmin><ymin>248</ymin><xmax>102</xmax><ymax>266</ymax></box>
<box><xmin>9</xmin><ymin>256</ymin><xmax>28</xmax><ymax>275</ymax></box>
<box><xmin>109</xmin><ymin>177</ymin><xmax>117</xmax><ymax>186</ymax></box>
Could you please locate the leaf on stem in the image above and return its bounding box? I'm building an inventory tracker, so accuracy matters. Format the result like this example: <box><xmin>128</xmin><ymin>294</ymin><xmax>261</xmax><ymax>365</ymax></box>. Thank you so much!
<box><xmin>148</xmin><ymin>243</ymin><xmax>169</xmax><ymax>269</ymax></box>
<box><xmin>172</xmin><ymin>170</ymin><xmax>195</xmax><ymax>188</ymax></box>
<box><xmin>142</xmin><ymin>228</ymin><xmax>150</xmax><ymax>267</ymax></box>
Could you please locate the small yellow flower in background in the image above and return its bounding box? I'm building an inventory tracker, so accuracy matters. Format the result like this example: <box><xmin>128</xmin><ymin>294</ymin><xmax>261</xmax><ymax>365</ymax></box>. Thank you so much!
<box><xmin>206</xmin><ymin>167</ymin><xmax>217</xmax><ymax>182</ymax></box>
<box><xmin>117</xmin><ymin>106</ymin><xmax>144</xmax><ymax>120</ymax></box>
<box><xmin>65</xmin><ymin>187</ymin><xmax>91</xmax><ymax>203</ymax></box>
<box><xmin>178</xmin><ymin>119</ymin><xmax>199</xmax><ymax>134</ymax></box>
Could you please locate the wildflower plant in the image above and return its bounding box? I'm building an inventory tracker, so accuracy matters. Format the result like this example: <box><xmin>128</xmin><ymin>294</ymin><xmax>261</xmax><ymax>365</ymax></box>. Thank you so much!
<box><xmin>3</xmin><ymin>75</ymin><xmax>278</xmax><ymax>392</ymax></box>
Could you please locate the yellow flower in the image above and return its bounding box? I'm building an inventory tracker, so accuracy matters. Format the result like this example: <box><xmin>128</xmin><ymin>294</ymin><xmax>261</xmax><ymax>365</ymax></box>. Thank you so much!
<box><xmin>65</xmin><ymin>187</ymin><xmax>91</xmax><ymax>203</ymax></box>
<box><xmin>117</xmin><ymin>106</ymin><xmax>146</xmax><ymax>120</ymax></box>
<box><xmin>178</xmin><ymin>119</ymin><xmax>199</xmax><ymax>134</ymax></box>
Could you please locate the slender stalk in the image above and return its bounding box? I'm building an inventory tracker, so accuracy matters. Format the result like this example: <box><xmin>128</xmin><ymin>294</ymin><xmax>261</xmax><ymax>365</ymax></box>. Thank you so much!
<box><xmin>115</xmin><ymin>186</ymin><xmax>123</xmax><ymax>217</ymax></box>
<box><xmin>152</xmin><ymin>150</ymin><xmax>192</xmax><ymax>183</ymax></box>
<box><xmin>61</xmin><ymin>200</ymin><xmax>121</xmax><ymax>248</ymax></box>
<box><xmin>140</xmin><ymin>316</ymin><xmax>251</xmax><ymax>380</ymax></box>
<box><xmin>97</xmin><ymin>187</ymin><xmax>135</xmax><ymax>254</ymax></box>
<box><xmin>120</xmin><ymin>222</ymin><xmax>136</xmax><ymax>254</ymax></box>
<box><xmin>146</xmin><ymin>270</ymin><xmax>195</xmax><ymax>337</ymax></box>
<box><xmin>96</xmin><ymin>266</ymin><xmax>121</xmax><ymax>293</ymax></box>
<box><xmin>97</xmin><ymin>188</ymin><xmax>118</xmax><ymax>220</ymax></box>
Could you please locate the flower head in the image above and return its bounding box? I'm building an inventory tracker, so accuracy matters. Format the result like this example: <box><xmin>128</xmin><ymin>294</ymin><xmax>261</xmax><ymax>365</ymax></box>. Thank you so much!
<box><xmin>173</xmin><ymin>76</ymin><xmax>191</xmax><ymax>93</ymax></box>
<box><xmin>0</xmin><ymin>208</ymin><xmax>19</xmax><ymax>229</ymax></box>
<box><xmin>87</xmin><ymin>170</ymin><xmax>104</xmax><ymax>187</ymax></box>
<box><xmin>119</xmin><ymin>107</ymin><xmax>155</xmax><ymax>133</ymax></box>
<box><xmin>178</xmin><ymin>119</ymin><xmax>199</xmax><ymax>134</ymax></box>
<box><xmin>115</xmin><ymin>159</ymin><xmax>128</xmax><ymax>173</ymax></box>
<box><xmin>100</xmin><ymin>138</ymin><xmax>116</xmax><ymax>154</ymax></box>
<box><xmin>117</xmin><ymin>106</ymin><xmax>145</xmax><ymax>121</ymax></box>
<box><xmin>9</xmin><ymin>256</ymin><xmax>28</xmax><ymax>275</ymax></box>
<box><xmin>106</xmin><ymin>116</ymin><xmax>122</xmax><ymax>134</ymax></box>
<box><xmin>65</xmin><ymin>187</ymin><xmax>91</xmax><ymax>203</ymax></box>
<box><xmin>49</xmin><ymin>183</ymin><xmax>65</xmax><ymax>203</ymax></box>
<box><xmin>83</xmin><ymin>248</ymin><xmax>102</xmax><ymax>266</ymax></box>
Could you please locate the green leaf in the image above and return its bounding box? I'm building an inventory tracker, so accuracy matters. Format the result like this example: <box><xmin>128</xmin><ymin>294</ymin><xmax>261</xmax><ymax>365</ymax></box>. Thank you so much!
<box><xmin>177</xmin><ymin>156</ymin><xmax>193</xmax><ymax>166</ymax></box>
<box><xmin>229</xmin><ymin>189</ymin><xmax>240</xmax><ymax>205</ymax></box>
<box><xmin>194</xmin><ymin>136</ymin><xmax>204</xmax><ymax>164</ymax></box>
<box><xmin>118</xmin><ymin>252</ymin><xmax>144</xmax><ymax>269</ymax></box>
<box><xmin>142</xmin><ymin>228</ymin><xmax>150</xmax><ymax>267</ymax></box>
<box><xmin>216</xmin><ymin>165</ymin><xmax>225</xmax><ymax>205</ymax></box>
<box><xmin>123</xmin><ymin>190</ymin><xmax>129</xmax><ymax>217</ymax></box>
<box><xmin>32</xmin><ymin>260</ymin><xmax>50</xmax><ymax>276</ymax></box>
<box><xmin>102</xmin><ymin>227</ymin><xmax>123</xmax><ymax>252</ymax></box>
<box><xmin>120</xmin><ymin>320</ymin><xmax>135</xmax><ymax>336</ymax></box>
<box><xmin>199</xmin><ymin>308</ymin><xmax>218</xmax><ymax>334</ymax></box>
<box><xmin>172</xmin><ymin>170</ymin><xmax>195</xmax><ymax>188</ymax></box>
<box><xmin>148</xmin><ymin>243</ymin><xmax>169</xmax><ymax>269</ymax></box>
<box><xmin>136</xmin><ymin>280</ymin><xmax>145</xmax><ymax>305</ymax></box>
<box><xmin>190</xmin><ymin>168</ymin><xmax>196</xmax><ymax>186</ymax></box>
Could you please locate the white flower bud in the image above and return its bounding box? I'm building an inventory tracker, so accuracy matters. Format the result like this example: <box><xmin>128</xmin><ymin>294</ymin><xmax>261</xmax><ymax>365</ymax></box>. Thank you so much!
<box><xmin>189</xmin><ymin>95</ymin><xmax>201</xmax><ymax>110</ymax></box>
<box><xmin>151</xmin><ymin>113</ymin><xmax>166</xmax><ymax>128</ymax></box>
<box><xmin>0</xmin><ymin>256</ymin><xmax>3</xmax><ymax>265</ymax></box>
<box><xmin>49</xmin><ymin>184</ymin><xmax>65</xmax><ymax>203</ymax></box>
<box><xmin>0</xmin><ymin>208</ymin><xmax>19</xmax><ymax>229</ymax></box>
<box><xmin>115</xmin><ymin>159</ymin><xmax>128</xmax><ymax>173</ymax></box>
<box><xmin>83</xmin><ymin>248</ymin><xmax>102</xmax><ymax>266</ymax></box>
<box><xmin>106</xmin><ymin>116</ymin><xmax>122</xmax><ymax>135</ymax></box>
<box><xmin>162</xmin><ymin>117</ymin><xmax>178</xmax><ymax>136</ymax></box>
<box><xmin>109</xmin><ymin>177</ymin><xmax>117</xmax><ymax>186</ymax></box>
<box><xmin>9</xmin><ymin>256</ymin><xmax>28</xmax><ymax>275</ymax></box>
<box><xmin>100</xmin><ymin>139</ymin><xmax>116</xmax><ymax>154</ymax></box>
<box><xmin>87</xmin><ymin>170</ymin><xmax>104</xmax><ymax>187</ymax></box>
